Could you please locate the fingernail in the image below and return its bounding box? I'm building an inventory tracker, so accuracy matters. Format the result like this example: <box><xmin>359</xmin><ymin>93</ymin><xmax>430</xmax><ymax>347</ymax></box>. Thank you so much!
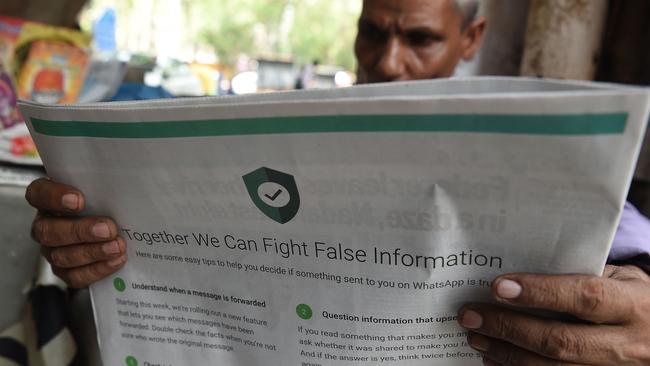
<box><xmin>92</xmin><ymin>223</ymin><xmax>111</xmax><ymax>239</ymax></box>
<box><xmin>469</xmin><ymin>333</ymin><xmax>490</xmax><ymax>352</ymax></box>
<box><xmin>461</xmin><ymin>310</ymin><xmax>483</xmax><ymax>329</ymax></box>
<box><xmin>102</xmin><ymin>241</ymin><xmax>121</xmax><ymax>255</ymax></box>
<box><xmin>62</xmin><ymin>193</ymin><xmax>79</xmax><ymax>210</ymax></box>
<box><xmin>496</xmin><ymin>279</ymin><xmax>522</xmax><ymax>299</ymax></box>
<box><xmin>107</xmin><ymin>256</ymin><xmax>125</xmax><ymax>267</ymax></box>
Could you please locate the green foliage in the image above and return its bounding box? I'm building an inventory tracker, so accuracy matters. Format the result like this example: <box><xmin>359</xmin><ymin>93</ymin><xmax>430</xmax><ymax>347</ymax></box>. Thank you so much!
<box><xmin>192</xmin><ymin>0</ymin><xmax>361</xmax><ymax>69</ymax></box>
<box><xmin>289</xmin><ymin>1</ymin><xmax>360</xmax><ymax>69</ymax></box>
<box><xmin>81</xmin><ymin>0</ymin><xmax>361</xmax><ymax>70</ymax></box>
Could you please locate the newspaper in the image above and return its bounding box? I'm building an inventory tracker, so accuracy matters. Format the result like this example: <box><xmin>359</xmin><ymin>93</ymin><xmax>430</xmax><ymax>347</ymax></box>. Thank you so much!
<box><xmin>19</xmin><ymin>78</ymin><xmax>650</xmax><ymax>365</ymax></box>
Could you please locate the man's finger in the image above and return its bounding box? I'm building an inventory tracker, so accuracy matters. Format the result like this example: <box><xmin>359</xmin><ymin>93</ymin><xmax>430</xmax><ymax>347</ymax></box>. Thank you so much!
<box><xmin>52</xmin><ymin>255</ymin><xmax>127</xmax><ymax>288</ymax></box>
<box><xmin>25</xmin><ymin>178</ymin><xmax>85</xmax><ymax>213</ymax></box>
<box><xmin>459</xmin><ymin>304</ymin><xmax>625</xmax><ymax>364</ymax></box>
<box><xmin>32</xmin><ymin>215</ymin><xmax>118</xmax><ymax>246</ymax></box>
<box><xmin>603</xmin><ymin>264</ymin><xmax>650</xmax><ymax>282</ymax></box>
<box><xmin>490</xmin><ymin>273</ymin><xmax>633</xmax><ymax>324</ymax></box>
<box><xmin>41</xmin><ymin>237</ymin><xmax>126</xmax><ymax>269</ymax></box>
<box><xmin>468</xmin><ymin>332</ymin><xmax>590</xmax><ymax>366</ymax></box>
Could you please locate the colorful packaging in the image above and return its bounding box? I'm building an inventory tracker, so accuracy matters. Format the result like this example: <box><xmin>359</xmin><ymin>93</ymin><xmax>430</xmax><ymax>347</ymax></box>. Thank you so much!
<box><xmin>11</xmin><ymin>134</ymin><xmax>37</xmax><ymax>157</ymax></box>
<box><xmin>0</xmin><ymin>66</ymin><xmax>21</xmax><ymax>128</ymax></box>
<box><xmin>0</xmin><ymin>122</ymin><xmax>40</xmax><ymax>165</ymax></box>
<box><xmin>0</xmin><ymin>16</ymin><xmax>25</xmax><ymax>69</ymax></box>
<box><xmin>17</xmin><ymin>40</ymin><xmax>89</xmax><ymax>103</ymax></box>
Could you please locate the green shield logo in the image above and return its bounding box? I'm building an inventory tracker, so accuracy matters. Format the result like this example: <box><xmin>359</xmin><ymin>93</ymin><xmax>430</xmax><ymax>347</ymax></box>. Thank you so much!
<box><xmin>242</xmin><ymin>167</ymin><xmax>300</xmax><ymax>224</ymax></box>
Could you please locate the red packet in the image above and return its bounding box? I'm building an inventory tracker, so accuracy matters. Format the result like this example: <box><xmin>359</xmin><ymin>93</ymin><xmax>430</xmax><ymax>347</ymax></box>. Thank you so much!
<box><xmin>17</xmin><ymin>40</ymin><xmax>89</xmax><ymax>103</ymax></box>
<box><xmin>11</xmin><ymin>134</ymin><xmax>37</xmax><ymax>157</ymax></box>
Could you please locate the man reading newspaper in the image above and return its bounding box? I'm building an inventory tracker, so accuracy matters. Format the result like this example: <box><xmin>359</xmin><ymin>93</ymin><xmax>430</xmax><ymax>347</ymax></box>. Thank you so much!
<box><xmin>25</xmin><ymin>1</ymin><xmax>650</xmax><ymax>365</ymax></box>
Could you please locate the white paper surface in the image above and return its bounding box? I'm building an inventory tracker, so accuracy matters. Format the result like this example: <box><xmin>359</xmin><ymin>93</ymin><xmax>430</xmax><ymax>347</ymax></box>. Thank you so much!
<box><xmin>19</xmin><ymin>78</ymin><xmax>650</xmax><ymax>366</ymax></box>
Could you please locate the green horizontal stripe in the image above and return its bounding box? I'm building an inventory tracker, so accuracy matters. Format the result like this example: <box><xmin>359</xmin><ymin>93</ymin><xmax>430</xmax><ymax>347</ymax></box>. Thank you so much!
<box><xmin>31</xmin><ymin>113</ymin><xmax>627</xmax><ymax>138</ymax></box>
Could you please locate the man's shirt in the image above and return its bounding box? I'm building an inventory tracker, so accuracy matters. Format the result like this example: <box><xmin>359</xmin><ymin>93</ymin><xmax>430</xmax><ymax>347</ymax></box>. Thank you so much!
<box><xmin>610</xmin><ymin>202</ymin><xmax>650</xmax><ymax>272</ymax></box>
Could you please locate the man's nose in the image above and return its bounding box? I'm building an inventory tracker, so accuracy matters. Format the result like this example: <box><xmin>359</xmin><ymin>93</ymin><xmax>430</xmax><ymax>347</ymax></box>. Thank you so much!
<box><xmin>375</xmin><ymin>37</ymin><xmax>407</xmax><ymax>81</ymax></box>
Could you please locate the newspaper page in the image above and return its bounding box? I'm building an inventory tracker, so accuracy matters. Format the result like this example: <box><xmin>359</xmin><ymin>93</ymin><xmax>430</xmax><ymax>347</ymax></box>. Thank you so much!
<box><xmin>19</xmin><ymin>78</ymin><xmax>650</xmax><ymax>366</ymax></box>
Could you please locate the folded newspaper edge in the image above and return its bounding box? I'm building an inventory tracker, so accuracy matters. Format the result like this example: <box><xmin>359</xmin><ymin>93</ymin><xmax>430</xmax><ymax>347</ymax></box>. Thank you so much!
<box><xmin>18</xmin><ymin>77</ymin><xmax>650</xmax><ymax>365</ymax></box>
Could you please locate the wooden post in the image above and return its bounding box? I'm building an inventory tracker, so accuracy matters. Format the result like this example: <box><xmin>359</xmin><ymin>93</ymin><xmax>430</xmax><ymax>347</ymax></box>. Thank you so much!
<box><xmin>520</xmin><ymin>0</ymin><xmax>608</xmax><ymax>80</ymax></box>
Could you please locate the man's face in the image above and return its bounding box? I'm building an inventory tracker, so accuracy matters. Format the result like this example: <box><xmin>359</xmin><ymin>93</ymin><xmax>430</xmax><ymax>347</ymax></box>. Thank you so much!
<box><xmin>354</xmin><ymin>0</ymin><xmax>484</xmax><ymax>83</ymax></box>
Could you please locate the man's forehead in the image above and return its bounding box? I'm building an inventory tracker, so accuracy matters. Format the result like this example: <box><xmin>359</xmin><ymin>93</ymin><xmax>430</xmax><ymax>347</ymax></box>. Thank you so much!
<box><xmin>360</xmin><ymin>0</ymin><xmax>462</xmax><ymax>28</ymax></box>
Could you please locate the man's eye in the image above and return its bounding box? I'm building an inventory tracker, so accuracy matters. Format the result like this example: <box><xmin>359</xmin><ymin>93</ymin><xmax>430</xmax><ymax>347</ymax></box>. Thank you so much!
<box><xmin>359</xmin><ymin>23</ymin><xmax>387</xmax><ymax>43</ymax></box>
<box><xmin>406</xmin><ymin>31</ymin><xmax>440</xmax><ymax>47</ymax></box>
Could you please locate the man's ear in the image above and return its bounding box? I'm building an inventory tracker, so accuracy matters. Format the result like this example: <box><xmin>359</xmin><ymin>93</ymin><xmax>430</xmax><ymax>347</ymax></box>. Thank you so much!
<box><xmin>461</xmin><ymin>16</ymin><xmax>486</xmax><ymax>61</ymax></box>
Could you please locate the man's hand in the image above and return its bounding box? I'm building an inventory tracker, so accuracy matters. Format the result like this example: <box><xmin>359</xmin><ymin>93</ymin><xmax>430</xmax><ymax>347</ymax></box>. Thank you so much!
<box><xmin>25</xmin><ymin>178</ymin><xmax>126</xmax><ymax>288</ymax></box>
<box><xmin>458</xmin><ymin>265</ymin><xmax>650</xmax><ymax>366</ymax></box>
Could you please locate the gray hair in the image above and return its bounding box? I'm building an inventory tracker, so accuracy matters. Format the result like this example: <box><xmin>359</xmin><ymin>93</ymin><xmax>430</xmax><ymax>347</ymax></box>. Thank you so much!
<box><xmin>454</xmin><ymin>0</ymin><xmax>480</xmax><ymax>29</ymax></box>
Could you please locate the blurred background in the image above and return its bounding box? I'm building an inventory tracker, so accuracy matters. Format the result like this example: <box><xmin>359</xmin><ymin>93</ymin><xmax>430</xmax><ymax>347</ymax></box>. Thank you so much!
<box><xmin>2</xmin><ymin>0</ymin><xmax>361</xmax><ymax>103</ymax></box>
<box><xmin>77</xmin><ymin>0</ymin><xmax>362</xmax><ymax>94</ymax></box>
<box><xmin>0</xmin><ymin>0</ymin><xmax>649</xmax><ymax>364</ymax></box>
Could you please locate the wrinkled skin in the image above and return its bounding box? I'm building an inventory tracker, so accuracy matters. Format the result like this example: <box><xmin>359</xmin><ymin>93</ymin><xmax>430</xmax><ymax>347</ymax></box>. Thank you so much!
<box><xmin>354</xmin><ymin>0</ymin><xmax>485</xmax><ymax>82</ymax></box>
<box><xmin>26</xmin><ymin>178</ymin><xmax>125</xmax><ymax>288</ymax></box>
<box><xmin>458</xmin><ymin>265</ymin><xmax>650</xmax><ymax>365</ymax></box>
